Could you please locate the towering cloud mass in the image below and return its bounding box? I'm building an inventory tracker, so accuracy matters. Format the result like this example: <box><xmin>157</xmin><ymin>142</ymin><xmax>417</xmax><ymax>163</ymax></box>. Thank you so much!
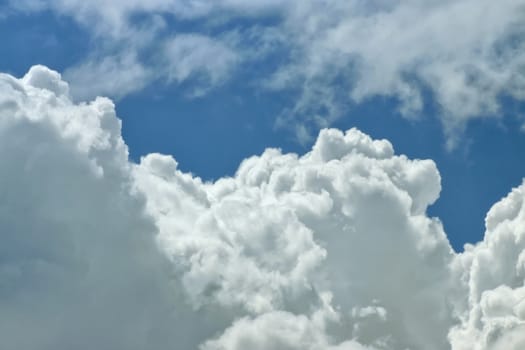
<box><xmin>0</xmin><ymin>65</ymin><xmax>222</xmax><ymax>350</ymax></box>
<box><xmin>0</xmin><ymin>66</ymin><xmax>524</xmax><ymax>349</ymax></box>
<box><xmin>449</xmin><ymin>183</ymin><xmax>525</xmax><ymax>350</ymax></box>
<box><xmin>134</xmin><ymin>127</ymin><xmax>456</xmax><ymax>350</ymax></box>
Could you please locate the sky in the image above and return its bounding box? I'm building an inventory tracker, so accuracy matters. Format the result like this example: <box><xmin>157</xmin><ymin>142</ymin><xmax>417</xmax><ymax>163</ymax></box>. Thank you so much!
<box><xmin>1</xmin><ymin>1</ymin><xmax>525</xmax><ymax>350</ymax></box>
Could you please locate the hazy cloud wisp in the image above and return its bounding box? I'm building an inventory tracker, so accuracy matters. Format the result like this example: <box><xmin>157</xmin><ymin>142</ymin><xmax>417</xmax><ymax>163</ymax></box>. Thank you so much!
<box><xmin>6</xmin><ymin>0</ymin><xmax>525</xmax><ymax>143</ymax></box>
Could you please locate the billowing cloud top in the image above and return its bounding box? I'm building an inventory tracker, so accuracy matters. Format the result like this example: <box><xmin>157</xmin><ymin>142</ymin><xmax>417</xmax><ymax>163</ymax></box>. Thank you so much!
<box><xmin>1</xmin><ymin>66</ymin><xmax>524</xmax><ymax>349</ymax></box>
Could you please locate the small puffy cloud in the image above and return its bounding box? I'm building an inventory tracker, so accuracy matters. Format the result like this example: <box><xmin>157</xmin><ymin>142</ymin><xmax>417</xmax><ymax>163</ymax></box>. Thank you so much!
<box><xmin>21</xmin><ymin>65</ymin><xmax>70</xmax><ymax>96</ymax></box>
<box><xmin>61</xmin><ymin>30</ymin><xmax>236</xmax><ymax>101</ymax></box>
<box><xmin>1</xmin><ymin>66</ymin><xmax>525</xmax><ymax>349</ymax></box>
<box><xmin>64</xmin><ymin>53</ymin><xmax>152</xmax><ymax>101</ymax></box>
<box><xmin>162</xmin><ymin>34</ymin><xmax>239</xmax><ymax>96</ymax></box>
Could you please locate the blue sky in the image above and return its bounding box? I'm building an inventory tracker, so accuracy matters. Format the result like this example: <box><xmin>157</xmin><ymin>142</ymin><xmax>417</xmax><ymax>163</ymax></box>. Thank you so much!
<box><xmin>3</xmin><ymin>6</ymin><xmax>523</xmax><ymax>251</ymax></box>
<box><xmin>2</xmin><ymin>2</ymin><xmax>525</xmax><ymax>349</ymax></box>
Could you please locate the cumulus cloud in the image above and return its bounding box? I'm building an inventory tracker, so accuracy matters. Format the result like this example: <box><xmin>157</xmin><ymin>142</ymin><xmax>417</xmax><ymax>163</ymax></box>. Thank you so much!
<box><xmin>1</xmin><ymin>66</ymin><xmax>525</xmax><ymax>349</ymax></box>
<box><xmin>449</xmin><ymin>181</ymin><xmax>525</xmax><ymax>349</ymax></box>
<box><xmin>134</xmin><ymin>125</ymin><xmax>459</xmax><ymax>350</ymax></box>
<box><xmin>6</xmin><ymin>0</ymin><xmax>525</xmax><ymax>143</ymax></box>
<box><xmin>0</xmin><ymin>65</ymin><xmax>226</xmax><ymax>350</ymax></box>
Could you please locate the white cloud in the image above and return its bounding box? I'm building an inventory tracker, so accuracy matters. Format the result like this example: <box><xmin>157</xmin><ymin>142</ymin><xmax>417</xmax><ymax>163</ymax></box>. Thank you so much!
<box><xmin>201</xmin><ymin>297</ymin><xmax>377</xmax><ymax>350</ymax></box>
<box><xmin>162</xmin><ymin>34</ymin><xmax>239</xmax><ymax>96</ymax></box>
<box><xmin>1</xmin><ymin>66</ymin><xmax>525</xmax><ymax>349</ymax></box>
<box><xmin>64</xmin><ymin>53</ymin><xmax>152</xmax><ymax>101</ymax></box>
<box><xmin>9</xmin><ymin>1</ymin><xmax>525</xmax><ymax>143</ymax></box>
<box><xmin>267</xmin><ymin>0</ymin><xmax>525</xmax><ymax>145</ymax></box>
<box><xmin>0</xmin><ymin>65</ymin><xmax>227</xmax><ymax>350</ymax></box>
<box><xmin>449</xmin><ymin>181</ymin><xmax>525</xmax><ymax>350</ymax></box>
<box><xmin>9</xmin><ymin>0</ymin><xmax>242</xmax><ymax>100</ymax></box>
<box><xmin>134</xmin><ymin>122</ymin><xmax>458</xmax><ymax>349</ymax></box>
<box><xmin>60</xmin><ymin>31</ymin><xmax>238</xmax><ymax>101</ymax></box>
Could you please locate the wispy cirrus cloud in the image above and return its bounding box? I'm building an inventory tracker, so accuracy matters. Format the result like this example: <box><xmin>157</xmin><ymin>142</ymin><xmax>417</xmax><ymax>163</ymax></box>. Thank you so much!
<box><xmin>162</xmin><ymin>33</ymin><xmax>240</xmax><ymax>96</ymax></box>
<box><xmin>8</xmin><ymin>0</ymin><xmax>525</xmax><ymax>145</ymax></box>
<box><xmin>271</xmin><ymin>0</ymin><xmax>525</xmax><ymax>146</ymax></box>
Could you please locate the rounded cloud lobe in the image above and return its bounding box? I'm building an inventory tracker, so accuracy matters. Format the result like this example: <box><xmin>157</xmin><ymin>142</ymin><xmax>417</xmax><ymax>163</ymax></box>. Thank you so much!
<box><xmin>0</xmin><ymin>66</ymin><xmax>524</xmax><ymax>349</ymax></box>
